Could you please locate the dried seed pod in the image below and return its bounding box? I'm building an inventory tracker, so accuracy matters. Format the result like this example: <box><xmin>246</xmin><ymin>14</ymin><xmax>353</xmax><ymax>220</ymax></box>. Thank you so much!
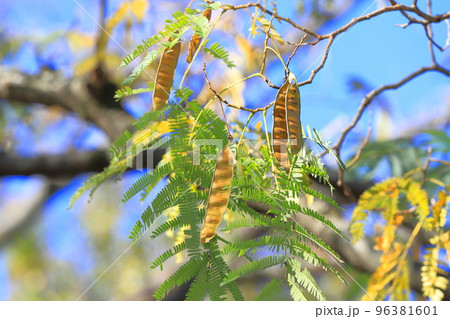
<box><xmin>286</xmin><ymin>81</ymin><xmax>302</xmax><ymax>155</ymax></box>
<box><xmin>152</xmin><ymin>40</ymin><xmax>181</xmax><ymax>111</ymax></box>
<box><xmin>200</xmin><ymin>145</ymin><xmax>234</xmax><ymax>244</ymax></box>
<box><xmin>272</xmin><ymin>74</ymin><xmax>302</xmax><ymax>170</ymax></box>
<box><xmin>273</xmin><ymin>81</ymin><xmax>290</xmax><ymax>170</ymax></box>
<box><xmin>185</xmin><ymin>9</ymin><xmax>212</xmax><ymax>64</ymax></box>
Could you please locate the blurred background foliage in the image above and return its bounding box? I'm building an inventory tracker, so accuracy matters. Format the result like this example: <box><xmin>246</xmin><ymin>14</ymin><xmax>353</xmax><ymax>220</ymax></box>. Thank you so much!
<box><xmin>0</xmin><ymin>0</ymin><xmax>448</xmax><ymax>300</ymax></box>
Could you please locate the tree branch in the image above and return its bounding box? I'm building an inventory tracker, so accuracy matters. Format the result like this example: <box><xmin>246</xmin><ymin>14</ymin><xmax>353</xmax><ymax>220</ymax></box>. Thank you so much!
<box><xmin>0</xmin><ymin>67</ymin><xmax>134</xmax><ymax>140</ymax></box>
<box><xmin>332</xmin><ymin>64</ymin><xmax>449</xmax><ymax>195</ymax></box>
<box><xmin>0</xmin><ymin>151</ymin><xmax>109</xmax><ymax>177</ymax></box>
<box><xmin>0</xmin><ymin>147</ymin><xmax>166</xmax><ymax>178</ymax></box>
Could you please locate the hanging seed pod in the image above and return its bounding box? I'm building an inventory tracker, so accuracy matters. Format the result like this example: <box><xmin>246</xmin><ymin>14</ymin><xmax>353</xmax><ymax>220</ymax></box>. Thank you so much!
<box><xmin>185</xmin><ymin>9</ymin><xmax>212</xmax><ymax>63</ymax></box>
<box><xmin>286</xmin><ymin>80</ymin><xmax>302</xmax><ymax>155</ymax></box>
<box><xmin>152</xmin><ymin>39</ymin><xmax>181</xmax><ymax>111</ymax></box>
<box><xmin>200</xmin><ymin>145</ymin><xmax>234</xmax><ymax>244</ymax></box>
<box><xmin>272</xmin><ymin>82</ymin><xmax>290</xmax><ymax>170</ymax></box>
<box><xmin>272</xmin><ymin>73</ymin><xmax>302</xmax><ymax>170</ymax></box>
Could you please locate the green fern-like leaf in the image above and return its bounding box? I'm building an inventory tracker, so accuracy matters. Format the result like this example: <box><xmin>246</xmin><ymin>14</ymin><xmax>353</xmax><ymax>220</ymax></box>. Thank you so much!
<box><xmin>150</xmin><ymin>241</ymin><xmax>187</xmax><ymax>270</ymax></box>
<box><xmin>190</xmin><ymin>14</ymin><xmax>210</xmax><ymax>38</ymax></box>
<box><xmin>207</xmin><ymin>258</ymin><xmax>228</xmax><ymax>301</ymax></box>
<box><xmin>119</xmin><ymin>11</ymin><xmax>191</xmax><ymax>68</ymax></box>
<box><xmin>301</xmin><ymin>185</ymin><xmax>341</xmax><ymax>209</ymax></box>
<box><xmin>121</xmin><ymin>162</ymin><xmax>172</xmax><ymax>203</ymax></box>
<box><xmin>281</xmin><ymin>200</ymin><xmax>345</xmax><ymax>238</ymax></box>
<box><xmin>109</xmin><ymin>130</ymin><xmax>133</xmax><ymax>158</ymax></box>
<box><xmin>68</xmin><ymin>161</ymin><xmax>127</xmax><ymax>209</ymax></box>
<box><xmin>202</xmin><ymin>1</ymin><xmax>221</xmax><ymax>10</ymax></box>
<box><xmin>121</xmin><ymin>46</ymin><xmax>166</xmax><ymax>86</ymax></box>
<box><xmin>203</xmin><ymin>42</ymin><xmax>235</xmax><ymax>68</ymax></box>
<box><xmin>287</xmin><ymin>273</ymin><xmax>307</xmax><ymax>301</ymax></box>
<box><xmin>220</xmin><ymin>217</ymin><xmax>270</xmax><ymax>232</ymax></box>
<box><xmin>177</xmin><ymin>187</ymin><xmax>202</xmax><ymax>258</ymax></box>
<box><xmin>304</xmin><ymin>126</ymin><xmax>346</xmax><ymax>170</ymax></box>
<box><xmin>129</xmin><ymin>176</ymin><xmax>185</xmax><ymax>241</ymax></box>
<box><xmin>153</xmin><ymin>255</ymin><xmax>206</xmax><ymax>300</ymax></box>
<box><xmin>132</xmin><ymin>105</ymin><xmax>170</xmax><ymax>130</ymax></box>
<box><xmin>254</xmin><ymin>278</ymin><xmax>284</xmax><ymax>301</ymax></box>
<box><xmin>288</xmin><ymin>222</ymin><xmax>342</xmax><ymax>263</ymax></box>
<box><xmin>222</xmin><ymin>255</ymin><xmax>285</xmax><ymax>285</ymax></box>
<box><xmin>208</xmin><ymin>240</ymin><xmax>244</xmax><ymax>300</ymax></box>
<box><xmin>286</xmin><ymin>257</ymin><xmax>326</xmax><ymax>301</ymax></box>
<box><xmin>114</xmin><ymin>82</ymin><xmax>155</xmax><ymax>101</ymax></box>
<box><xmin>151</xmin><ymin>216</ymin><xmax>186</xmax><ymax>239</ymax></box>
<box><xmin>185</xmin><ymin>265</ymin><xmax>209</xmax><ymax>301</ymax></box>
<box><xmin>175</xmin><ymin>86</ymin><xmax>194</xmax><ymax>101</ymax></box>
<box><xmin>221</xmin><ymin>235</ymin><xmax>288</xmax><ymax>257</ymax></box>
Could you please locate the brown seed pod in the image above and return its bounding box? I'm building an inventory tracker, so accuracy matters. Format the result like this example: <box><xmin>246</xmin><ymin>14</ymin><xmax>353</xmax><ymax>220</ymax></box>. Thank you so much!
<box><xmin>152</xmin><ymin>40</ymin><xmax>181</xmax><ymax>111</ymax></box>
<box><xmin>272</xmin><ymin>74</ymin><xmax>302</xmax><ymax>171</ymax></box>
<box><xmin>186</xmin><ymin>9</ymin><xmax>212</xmax><ymax>64</ymax></box>
<box><xmin>200</xmin><ymin>145</ymin><xmax>234</xmax><ymax>244</ymax></box>
<box><xmin>286</xmin><ymin>81</ymin><xmax>302</xmax><ymax>155</ymax></box>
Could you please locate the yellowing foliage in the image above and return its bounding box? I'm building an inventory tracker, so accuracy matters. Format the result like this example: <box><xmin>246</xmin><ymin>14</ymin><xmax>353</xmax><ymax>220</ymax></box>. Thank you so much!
<box><xmin>362</xmin><ymin>243</ymin><xmax>405</xmax><ymax>300</ymax></box>
<box><xmin>351</xmin><ymin>177</ymin><xmax>449</xmax><ymax>301</ymax></box>
<box><xmin>74</xmin><ymin>54</ymin><xmax>122</xmax><ymax>76</ymax></box>
<box><xmin>129</xmin><ymin>0</ymin><xmax>149</xmax><ymax>22</ymax></box>
<box><xmin>156</xmin><ymin>121</ymin><xmax>171</xmax><ymax>134</ymax></box>
<box><xmin>428</xmin><ymin>189</ymin><xmax>448</xmax><ymax>230</ymax></box>
<box><xmin>421</xmin><ymin>235</ymin><xmax>449</xmax><ymax>301</ymax></box>
<box><xmin>106</xmin><ymin>0</ymin><xmax>148</xmax><ymax>30</ymax></box>
<box><xmin>67</xmin><ymin>32</ymin><xmax>95</xmax><ymax>50</ymax></box>
<box><xmin>350</xmin><ymin>177</ymin><xmax>428</xmax><ymax>246</ymax></box>
<box><xmin>248</xmin><ymin>10</ymin><xmax>284</xmax><ymax>45</ymax></box>
<box><xmin>363</xmin><ymin>243</ymin><xmax>412</xmax><ymax>301</ymax></box>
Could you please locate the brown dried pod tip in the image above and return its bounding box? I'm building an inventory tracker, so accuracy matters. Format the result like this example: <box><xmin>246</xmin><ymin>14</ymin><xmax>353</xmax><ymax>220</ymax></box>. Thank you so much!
<box><xmin>186</xmin><ymin>9</ymin><xmax>212</xmax><ymax>63</ymax></box>
<box><xmin>152</xmin><ymin>39</ymin><xmax>181</xmax><ymax>111</ymax></box>
<box><xmin>200</xmin><ymin>145</ymin><xmax>234</xmax><ymax>244</ymax></box>
<box><xmin>272</xmin><ymin>73</ymin><xmax>302</xmax><ymax>171</ymax></box>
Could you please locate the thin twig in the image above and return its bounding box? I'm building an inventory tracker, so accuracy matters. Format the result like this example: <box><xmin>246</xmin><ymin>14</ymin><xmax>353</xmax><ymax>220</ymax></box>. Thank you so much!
<box><xmin>203</xmin><ymin>64</ymin><xmax>274</xmax><ymax>113</ymax></box>
<box><xmin>260</xmin><ymin>15</ymin><xmax>274</xmax><ymax>75</ymax></box>
<box><xmin>331</xmin><ymin>64</ymin><xmax>449</xmax><ymax>199</ymax></box>
<box><xmin>347</xmin><ymin>105</ymin><xmax>373</xmax><ymax>169</ymax></box>
<box><xmin>429</xmin><ymin>158</ymin><xmax>450</xmax><ymax>166</ymax></box>
<box><xmin>334</xmin><ymin>65</ymin><xmax>449</xmax><ymax>156</ymax></box>
<box><xmin>286</xmin><ymin>34</ymin><xmax>307</xmax><ymax>68</ymax></box>
<box><xmin>259</xmin><ymin>14</ymin><xmax>280</xmax><ymax>89</ymax></box>
<box><xmin>421</xmin><ymin>146</ymin><xmax>433</xmax><ymax>186</ymax></box>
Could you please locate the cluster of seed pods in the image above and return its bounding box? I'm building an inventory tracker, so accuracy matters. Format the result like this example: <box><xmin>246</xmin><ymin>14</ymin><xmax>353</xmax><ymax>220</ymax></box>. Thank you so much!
<box><xmin>150</xmin><ymin>9</ymin><xmax>302</xmax><ymax>243</ymax></box>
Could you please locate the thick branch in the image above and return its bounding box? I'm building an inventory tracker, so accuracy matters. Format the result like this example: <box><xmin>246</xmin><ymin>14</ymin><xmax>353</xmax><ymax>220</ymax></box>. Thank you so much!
<box><xmin>0</xmin><ymin>67</ymin><xmax>134</xmax><ymax>140</ymax></box>
<box><xmin>0</xmin><ymin>147</ymin><xmax>166</xmax><ymax>178</ymax></box>
<box><xmin>0</xmin><ymin>151</ymin><xmax>109</xmax><ymax>177</ymax></box>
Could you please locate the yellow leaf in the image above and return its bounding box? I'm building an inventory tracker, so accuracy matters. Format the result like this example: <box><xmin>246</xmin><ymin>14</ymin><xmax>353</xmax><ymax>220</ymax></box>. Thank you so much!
<box><xmin>74</xmin><ymin>53</ymin><xmax>122</xmax><ymax>76</ymax></box>
<box><xmin>106</xmin><ymin>2</ymin><xmax>130</xmax><ymax>31</ymax></box>
<box><xmin>156</xmin><ymin>121</ymin><xmax>171</xmax><ymax>134</ymax></box>
<box><xmin>131</xmin><ymin>127</ymin><xmax>155</xmax><ymax>147</ymax></box>
<box><xmin>255</xmin><ymin>16</ymin><xmax>284</xmax><ymax>45</ymax></box>
<box><xmin>130</xmin><ymin>0</ymin><xmax>149</xmax><ymax>21</ymax></box>
<box><xmin>67</xmin><ymin>32</ymin><xmax>95</xmax><ymax>50</ymax></box>
<box><xmin>249</xmin><ymin>17</ymin><xmax>260</xmax><ymax>38</ymax></box>
<box><xmin>305</xmin><ymin>194</ymin><xmax>314</xmax><ymax>207</ymax></box>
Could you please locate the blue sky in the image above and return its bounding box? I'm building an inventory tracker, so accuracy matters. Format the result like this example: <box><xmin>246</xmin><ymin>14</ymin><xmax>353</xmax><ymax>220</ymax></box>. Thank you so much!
<box><xmin>0</xmin><ymin>0</ymin><xmax>449</xmax><ymax>300</ymax></box>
